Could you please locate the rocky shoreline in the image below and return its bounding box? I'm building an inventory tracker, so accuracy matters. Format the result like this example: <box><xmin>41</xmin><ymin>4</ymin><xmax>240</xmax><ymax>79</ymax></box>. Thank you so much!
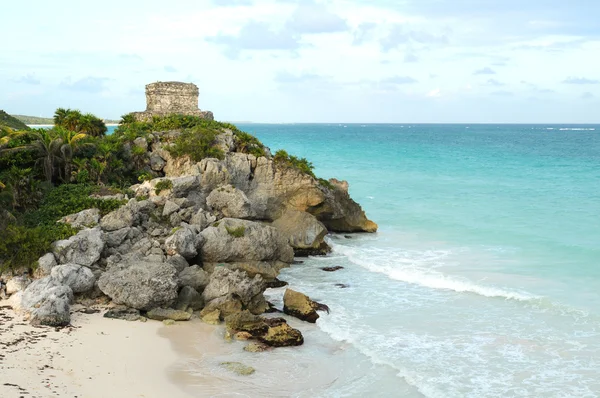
<box><xmin>0</xmin><ymin>117</ymin><xmax>376</xmax><ymax>386</ymax></box>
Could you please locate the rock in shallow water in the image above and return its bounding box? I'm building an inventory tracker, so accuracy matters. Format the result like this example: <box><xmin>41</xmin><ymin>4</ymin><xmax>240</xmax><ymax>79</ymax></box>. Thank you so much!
<box><xmin>147</xmin><ymin>307</ymin><xmax>192</xmax><ymax>321</ymax></box>
<box><xmin>283</xmin><ymin>289</ymin><xmax>328</xmax><ymax>323</ymax></box>
<box><xmin>258</xmin><ymin>318</ymin><xmax>304</xmax><ymax>347</ymax></box>
<box><xmin>202</xmin><ymin>267</ymin><xmax>267</xmax><ymax>315</ymax></box>
<box><xmin>244</xmin><ymin>342</ymin><xmax>269</xmax><ymax>353</ymax></box>
<box><xmin>321</xmin><ymin>266</ymin><xmax>344</xmax><ymax>272</ymax></box>
<box><xmin>271</xmin><ymin>209</ymin><xmax>330</xmax><ymax>256</ymax></box>
<box><xmin>220</xmin><ymin>362</ymin><xmax>255</xmax><ymax>376</ymax></box>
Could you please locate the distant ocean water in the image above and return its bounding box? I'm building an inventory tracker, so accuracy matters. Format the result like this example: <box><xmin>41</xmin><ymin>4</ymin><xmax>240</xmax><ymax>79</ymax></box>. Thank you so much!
<box><xmin>229</xmin><ymin>123</ymin><xmax>600</xmax><ymax>398</ymax></box>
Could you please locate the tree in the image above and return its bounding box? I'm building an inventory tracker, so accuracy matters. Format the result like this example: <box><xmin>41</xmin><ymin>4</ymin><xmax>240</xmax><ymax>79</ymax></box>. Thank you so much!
<box><xmin>2</xmin><ymin>129</ymin><xmax>63</xmax><ymax>183</ymax></box>
<box><xmin>54</xmin><ymin>127</ymin><xmax>90</xmax><ymax>182</ymax></box>
<box><xmin>54</xmin><ymin>108</ymin><xmax>107</xmax><ymax>137</ymax></box>
<box><xmin>53</xmin><ymin>107</ymin><xmax>70</xmax><ymax>127</ymax></box>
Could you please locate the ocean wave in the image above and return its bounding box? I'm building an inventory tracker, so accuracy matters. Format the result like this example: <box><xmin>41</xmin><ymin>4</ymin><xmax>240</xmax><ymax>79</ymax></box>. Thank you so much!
<box><xmin>559</xmin><ymin>128</ymin><xmax>596</xmax><ymax>131</ymax></box>
<box><xmin>330</xmin><ymin>242</ymin><xmax>539</xmax><ymax>302</ymax></box>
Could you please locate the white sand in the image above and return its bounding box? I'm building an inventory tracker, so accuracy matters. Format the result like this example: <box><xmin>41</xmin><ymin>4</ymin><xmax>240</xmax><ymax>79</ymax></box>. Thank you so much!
<box><xmin>0</xmin><ymin>305</ymin><xmax>192</xmax><ymax>398</ymax></box>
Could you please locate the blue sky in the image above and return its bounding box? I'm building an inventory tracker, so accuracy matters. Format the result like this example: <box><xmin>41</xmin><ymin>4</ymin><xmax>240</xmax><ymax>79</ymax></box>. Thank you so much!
<box><xmin>1</xmin><ymin>0</ymin><xmax>599</xmax><ymax>123</ymax></box>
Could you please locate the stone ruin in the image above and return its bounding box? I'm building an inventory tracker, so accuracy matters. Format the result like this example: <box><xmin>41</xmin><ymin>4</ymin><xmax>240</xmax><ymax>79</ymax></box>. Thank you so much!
<box><xmin>132</xmin><ymin>81</ymin><xmax>214</xmax><ymax>122</ymax></box>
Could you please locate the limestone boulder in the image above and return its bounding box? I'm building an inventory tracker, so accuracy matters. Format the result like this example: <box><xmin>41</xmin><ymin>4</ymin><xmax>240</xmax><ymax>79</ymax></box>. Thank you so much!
<box><xmin>36</xmin><ymin>253</ymin><xmax>57</xmax><ymax>277</ymax></box>
<box><xmin>175</xmin><ymin>286</ymin><xmax>204</xmax><ymax>311</ymax></box>
<box><xmin>20</xmin><ymin>277</ymin><xmax>74</xmax><ymax>327</ymax></box>
<box><xmin>313</xmin><ymin>180</ymin><xmax>378</xmax><ymax>233</ymax></box>
<box><xmin>97</xmin><ymin>260</ymin><xmax>178</xmax><ymax>311</ymax></box>
<box><xmin>167</xmin><ymin>254</ymin><xmax>189</xmax><ymax>273</ymax></box>
<box><xmin>30</xmin><ymin>292</ymin><xmax>72</xmax><ymax>327</ymax></box>
<box><xmin>100</xmin><ymin>203</ymin><xmax>137</xmax><ymax>232</ymax></box>
<box><xmin>202</xmin><ymin>267</ymin><xmax>267</xmax><ymax>315</ymax></box>
<box><xmin>104</xmin><ymin>227</ymin><xmax>131</xmax><ymax>248</ymax></box>
<box><xmin>200</xmin><ymin>218</ymin><xmax>294</xmax><ymax>278</ymax></box>
<box><xmin>271</xmin><ymin>210</ymin><xmax>330</xmax><ymax>256</ymax></box>
<box><xmin>104</xmin><ymin>306</ymin><xmax>141</xmax><ymax>322</ymax></box>
<box><xmin>201</xmin><ymin>294</ymin><xmax>243</xmax><ymax>319</ymax></box>
<box><xmin>224</xmin><ymin>310</ymin><xmax>268</xmax><ymax>337</ymax></box>
<box><xmin>150</xmin><ymin>152</ymin><xmax>166</xmax><ymax>171</ymax></box>
<box><xmin>163</xmin><ymin>200</ymin><xmax>180</xmax><ymax>217</ymax></box>
<box><xmin>52</xmin><ymin>228</ymin><xmax>104</xmax><ymax>267</ymax></box>
<box><xmin>203</xmin><ymin>261</ymin><xmax>286</xmax><ymax>281</ymax></box>
<box><xmin>59</xmin><ymin>208</ymin><xmax>100</xmax><ymax>229</ymax></box>
<box><xmin>206</xmin><ymin>185</ymin><xmax>254</xmax><ymax>219</ymax></box>
<box><xmin>50</xmin><ymin>264</ymin><xmax>95</xmax><ymax>294</ymax></box>
<box><xmin>189</xmin><ymin>209</ymin><xmax>217</xmax><ymax>230</ymax></box>
<box><xmin>178</xmin><ymin>265</ymin><xmax>209</xmax><ymax>291</ymax></box>
<box><xmin>6</xmin><ymin>276</ymin><xmax>30</xmax><ymax>295</ymax></box>
<box><xmin>146</xmin><ymin>308</ymin><xmax>192</xmax><ymax>321</ymax></box>
<box><xmin>165</xmin><ymin>225</ymin><xmax>201</xmax><ymax>260</ymax></box>
<box><xmin>259</xmin><ymin>317</ymin><xmax>304</xmax><ymax>347</ymax></box>
<box><xmin>283</xmin><ymin>289</ymin><xmax>326</xmax><ymax>323</ymax></box>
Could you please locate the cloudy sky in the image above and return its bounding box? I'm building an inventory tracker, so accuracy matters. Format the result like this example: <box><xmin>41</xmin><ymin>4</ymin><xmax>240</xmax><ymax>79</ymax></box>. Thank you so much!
<box><xmin>2</xmin><ymin>0</ymin><xmax>599</xmax><ymax>123</ymax></box>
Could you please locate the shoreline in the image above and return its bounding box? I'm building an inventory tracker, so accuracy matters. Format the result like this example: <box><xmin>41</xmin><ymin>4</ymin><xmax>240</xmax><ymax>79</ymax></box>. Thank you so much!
<box><xmin>0</xmin><ymin>304</ymin><xmax>192</xmax><ymax>398</ymax></box>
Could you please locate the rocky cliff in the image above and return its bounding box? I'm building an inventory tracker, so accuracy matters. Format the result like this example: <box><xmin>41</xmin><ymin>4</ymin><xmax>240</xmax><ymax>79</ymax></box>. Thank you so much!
<box><xmin>2</xmin><ymin>117</ymin><xmax>376</xmax><ymax>348</ymax></box>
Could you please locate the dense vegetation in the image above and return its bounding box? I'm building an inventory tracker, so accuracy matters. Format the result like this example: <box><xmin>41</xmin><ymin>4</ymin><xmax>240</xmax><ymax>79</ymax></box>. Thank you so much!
<box><xmin>273</xmin><ymin>149</ymin><xmax>316</xmax><ymax>178</ymax></box>
<box><xmin>0</xmin><ymin>110</ymin><xmax>328</xmax><ymax>273</ymax></box>
<box><xmin>0</xmin><ymin>109</ymin><xmax>123</xmax><ymax>272</ymax></box>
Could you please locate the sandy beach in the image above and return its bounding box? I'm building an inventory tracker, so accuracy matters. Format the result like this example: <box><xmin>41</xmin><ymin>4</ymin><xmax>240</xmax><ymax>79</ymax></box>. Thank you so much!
<box><xmin>0</xmin><ymin>304</ymin><xmax>191</xmax><ymax>398</ymax></box>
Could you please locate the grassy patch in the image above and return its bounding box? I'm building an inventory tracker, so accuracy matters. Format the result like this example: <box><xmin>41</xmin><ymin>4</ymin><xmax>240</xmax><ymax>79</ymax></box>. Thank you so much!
<box><xmin>225</xmin><ymin>225</ymin><xmax>245</xmax><ymax>238</ymax></box>
<box><xmin>273</xmin><ymin>150</ymin><xmax>315</xmax><ymax>178</ymax></box>
<box><xmin>318</xmin><ymin>178</ymin><xmax>335</xmax><ymax>190</ymax></box>
<box><xmin>154</xmin><ymin>179</ymin><xmax>173</xmax><ymax>195</ymax></box>
<box><xmin>166</xmin><ymin>126</ymin><xmax>224</xmax><ymax>162</ymax></box>
<box><xmin>22</xmin><ymin>184</ymin><xmax>126</xmax><ymax>228</ymax></box>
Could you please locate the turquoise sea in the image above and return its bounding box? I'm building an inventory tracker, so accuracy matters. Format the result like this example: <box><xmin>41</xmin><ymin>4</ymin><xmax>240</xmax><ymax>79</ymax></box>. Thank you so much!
<box><xmin>115</xmin><ymin>123</ymin><xmax>600</xmax><ymax>397</ymax></box>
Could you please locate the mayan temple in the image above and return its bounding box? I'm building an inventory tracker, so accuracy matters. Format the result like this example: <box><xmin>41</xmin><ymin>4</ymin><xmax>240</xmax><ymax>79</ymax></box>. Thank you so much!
<box><xmin>132</xmin><ymin>81</ymin><xmax>214</xmax><ymax>122</ymax></box>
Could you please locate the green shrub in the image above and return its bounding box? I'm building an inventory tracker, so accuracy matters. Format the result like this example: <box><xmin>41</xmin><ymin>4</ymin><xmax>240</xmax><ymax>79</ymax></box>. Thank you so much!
<box><xmin>0</xmin><ymin>223</ymin><xmax>77</xmax><ymax>273</ymax></box>
<box><xmin>234</xmin><ymin>131</ymin><xmax>265</xmax><ymax>157</ymax></box>
<box><xmin>318</xmin><ymin>178</ymin><xmax>335</xmax><ymax>190</ymax></box>
<box><xmin>166</xmin><ymin>126</ymin><xmax>224</xmax><ymax>162</ymax></box>
<box><xmin>22</xmin><ymin>184</ymin><xmax>126</xmax><ymax>228</ymax></box>
<box><xmin>154</xmin><ymin>179</ymin><xmax>173</xmax><ymax>195</ymax></box>
<box><xmin>225</xmin><ymin>225</ymin><xmax>245</xmax><ymax>238</ymax></box>
<box><xmin>137</xmin><ymin>171</ymin><xmax>153</xmax><ymax>182</ymax></box>
<box><xmin>273</xmin><ymin>150</ymin><xmax>316</xmax><ymax>178</ymax></box>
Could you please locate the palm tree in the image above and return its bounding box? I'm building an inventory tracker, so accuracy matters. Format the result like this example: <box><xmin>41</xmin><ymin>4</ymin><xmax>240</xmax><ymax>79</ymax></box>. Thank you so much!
<box><xmin>53</xmin><ymin>108</ymin><xmax>71</xmax><ymax>127</ymax></box>
<box><xmin>80</xmin><ymin>113</ymin><xmax>107</xmax><ymax>137</ymax></box>
<box><xmin>62</xmin><ymin>109</ymin><xmax>83</xmax><ymax>131</ymax></box>
<box><xmin>54</xmin><ymin>127</ymin><xmax>89</xmax><ymax>182</ymax></box>
<box><xmin>2</xmin><ymin>129</ymin><xmax>63</xmax><ymax>182</ymax></box>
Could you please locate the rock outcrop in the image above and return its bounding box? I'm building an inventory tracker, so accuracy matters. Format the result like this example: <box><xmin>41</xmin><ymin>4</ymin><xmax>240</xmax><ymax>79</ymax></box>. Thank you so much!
<box><xmin>97</xmin><ymin>260</ymin><xmax>178</xmax><ymax>311</ymax></box>
<box><xmin>200</xmin><ymin>218</ymin><xmax>293</xmax><ymax>279</ymax></box>
<box><xmin>283</xmin><ymin>289</ymin><xmax>329</xmax><ymax>323</ymax></box>
<box><xmin>50</xmin><ymin>264</ymin><xmax>95</xmax><ymax>293</ymax></box>
<box><xmin>0</xmin><ymin>97</ymin><xmax>377</xmax><ymax>347</ymax></box>
<box><xmin>272</xmin><ymin>209</ymin><xmax>330</xmax><ymax>256</ymax></box>
<box><xmin>202</xmin><ymin>267</ymin><xmax>267</xmax><ymax>316</ymax></box>
<box><xmin>20</xmin><ymin>277</ymin><xmax>74</xmax><ymax>327</ymax></box>
<box><xmin>224</xmin><ymin>310</ymin><xmax>304</xmax><ymax>348</ymax></box>
<box><xmin>52</xmin><ymin>228</ymin><xmax>104</xmax><ymax>267</ymax></box>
